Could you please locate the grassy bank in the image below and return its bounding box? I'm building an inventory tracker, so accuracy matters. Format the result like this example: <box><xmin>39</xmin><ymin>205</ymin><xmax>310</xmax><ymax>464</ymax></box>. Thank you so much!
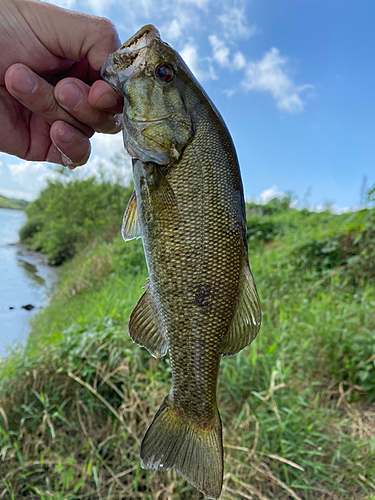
<box><xmin>0</xmin><ymin>194</ymin><xmax>28</xmax><ymax>210</ymax></box>
<box><xmin>1</xmin><ymin>180</ymin><xmax>375</xmax><ymax>499</ymax></box>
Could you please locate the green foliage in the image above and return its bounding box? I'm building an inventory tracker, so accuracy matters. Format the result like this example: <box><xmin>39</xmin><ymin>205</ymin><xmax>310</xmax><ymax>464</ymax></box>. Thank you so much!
<box><xmin>1</xmin><ymin>187</ymin><xmax>375</xmax><ymax>499</ymax></box>
<box><xmin>245</xmin><ymin>197</ymin><xmax>297</xmax><ymax>245</ymax></box>
<box><xmin>246</xmin><ymin>216</ymin><xmax>284</xmax><ymax>244</ymax></box>
<box><xmin>0</xmin><ymin>194</ymin><xmax>28</xmax><ymax>210</ymax></box>
<box><xmin>292</xmin><ymin>208</ymin><xmax>375</xmax><ymax>282</ymax></box>
<box><xmin>247</xmin><ymin>195</ymin><xmax>293</xmax><ymax>217</ymax></box>
<box><xmin>19</xmin><ymin>178</ymin><xmax>133</xmax><ymax>264</ymax></box>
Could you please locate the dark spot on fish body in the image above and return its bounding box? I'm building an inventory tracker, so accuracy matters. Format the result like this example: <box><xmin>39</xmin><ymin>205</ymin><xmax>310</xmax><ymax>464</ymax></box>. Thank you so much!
<box><xmin>194</xmin><ymin>283</ymin><xmax>212</xmax><ymax>310</ymax></box>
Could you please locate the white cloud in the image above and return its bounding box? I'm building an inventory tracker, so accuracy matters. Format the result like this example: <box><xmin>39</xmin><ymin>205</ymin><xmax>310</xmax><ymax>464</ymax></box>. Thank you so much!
<box><xmin>209</xmin><ymin>35</ymin><xmax>230</xmax><ymax>67</ymax></box>
<box><xmin>160</xmin><ymin>10</ymin><xmax>199</xmax><ymax>43</ymax></box>
<box><xmin>310</xmin><ymin>203</ymin><xmax>351</xmax><ymax>214</ymax></box>
<box><xmin>218</xmin><ymin>7</ymin><xmax>257</xmax><ymax>40</ymax></box>
<box><xmin>242</xmin><ymin>47</ymin><xmax>314</xmax><ymax>113</ymax></box>
<box><xmin>84</xmin><ymin>0</ymin><xmax>144</xmax><ymax>16</ymax></box>
<box><xmin>80</xmin><ymin>132</ymin><xmax>132</xmax><ymax>185</ymax></box>
<box><xmin>180</xmin><ymin>42</ymin><xmax>216</xmax><ymax>82</ymax></box>
<box><xmin>0</xmin><ymin>133</ymin><xmax>129</xmax><ymax>202</ymax></box>
<box><xmin>84</xmin><ymin>0</ymin><xmax>111</xmax><ymax>15</ymax></box>
<box><xmin>258</xmin><ymin>185</ymin><xmax>285</xmax><ymax>204</ymax></box>
<box><xmin>43</xmin><ymin>0</ymin><xmax>77</xmax><ymax>8</ymax></box>
<box><xmin>178</xmin><ymin>0</ymin><xmax>210</xmax><ymax>8</ymax></box>
<box><xmin>161</xmin><ymin>18</ymin><xmax>183</xmax><ymax>41</ymax></box>
<box><xmin>208</xmin><ymin>38</ymin><xmax>246</xmax><ymax>73</ymax></box>
<box><xmin>90</xmin><ymin>132</ymin><xmax>124</xmax><ymax>160</ymax></box>
<box><xmin>80</xmin><ymin>0</ymin><xmax>209</xmax><ymax>22</ymax></box>
<box><xmin>7</xmin><ymin>161</ymin><xmax>57</xmax><ymax>194</ymax></box>
<box><xmin>223</xmin><ymin>88</ymin><xmax>236</xmax><ymax>98</ymax></box>
<box><xmin>233</xmin><ymin>51</ymin><xmax>246</xmax><ymax>70</ymax></box>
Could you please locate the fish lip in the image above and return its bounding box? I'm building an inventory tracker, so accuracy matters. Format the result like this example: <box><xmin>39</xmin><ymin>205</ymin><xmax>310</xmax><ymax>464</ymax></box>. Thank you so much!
<box><xmin>100</xmin><ymin>26</ymin><xmax>161</xmax><ymax>91</ymax></box>
<box><xmin>100</xmin><ymin>57</ymin><xmax>134</xmax><ymax>95</ymax></box>
<box><xmin>100</xmin><ymin>24</ymin><xmax>174</xmax><ymax>97</ymax></box>
<box><xmin>116</xmin><ymin>24</ymin><xmax>161</xmax><ymax>54</ymax></box>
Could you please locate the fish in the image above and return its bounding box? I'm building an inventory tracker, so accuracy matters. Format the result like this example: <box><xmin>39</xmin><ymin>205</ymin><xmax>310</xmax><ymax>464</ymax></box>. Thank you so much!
<box><xmin>101</xmin><ymin>25</ymin><xmax>261</xmax><ymax>500</ymax></box>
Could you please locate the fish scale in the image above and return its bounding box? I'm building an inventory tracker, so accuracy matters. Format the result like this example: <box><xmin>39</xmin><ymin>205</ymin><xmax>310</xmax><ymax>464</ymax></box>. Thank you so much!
<box><xmin>101</xmin><ymin>24</ymin><xmax>261</xmax><ymax>499</ymax></box>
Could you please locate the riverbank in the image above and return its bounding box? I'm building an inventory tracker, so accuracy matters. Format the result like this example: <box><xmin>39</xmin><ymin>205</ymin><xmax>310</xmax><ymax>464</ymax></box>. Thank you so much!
<box><xmin>1</xmin><ymin>181</ymin><xmax>375</xmax><ymax>499</ymax></box>
<box><xmin>0</xmin><ymin>193</ymin><xmax>28</xmax><ymax>210</ymax></box>
<box><xmin>14</xmin><ymin>243</ymin><xmax>59</xmax><ymax>291</ymax></box>
<box><xmin>0</xmin><ymin>209</ymin><xmax>57</xmax><ymax>357</ymax></box>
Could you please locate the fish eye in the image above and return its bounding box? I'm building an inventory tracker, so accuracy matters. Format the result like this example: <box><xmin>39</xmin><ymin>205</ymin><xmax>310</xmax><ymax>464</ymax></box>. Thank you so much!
<box><xmin>155</xmin><ymin>63</ymin><xmax>174</xmax><ymax>83</ymax></box>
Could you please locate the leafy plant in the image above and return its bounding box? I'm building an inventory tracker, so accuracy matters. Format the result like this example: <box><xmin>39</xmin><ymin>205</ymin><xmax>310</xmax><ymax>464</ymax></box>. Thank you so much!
<box><xmin>19</xmin><ymin>178</ymin><xmax>133</xmax><ymax>264</ymax></box>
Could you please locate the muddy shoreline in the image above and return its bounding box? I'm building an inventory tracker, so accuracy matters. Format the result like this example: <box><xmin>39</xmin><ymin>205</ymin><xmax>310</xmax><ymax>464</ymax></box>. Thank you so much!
<box><xmin>12</xmin><ymin>242</ymin><xmax>59</xmax><ymax>293</ymax></box>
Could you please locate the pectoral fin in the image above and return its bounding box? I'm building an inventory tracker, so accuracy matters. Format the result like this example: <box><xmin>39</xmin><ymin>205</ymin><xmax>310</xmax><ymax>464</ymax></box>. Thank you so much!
<box><xmin>129</xmin><ymin>286</ymin><xmax>168</xmax><ymax>358</ymax></box>
<box><xmin>122</xmin><ymin>191</ymin><xmax>142</xmax><ymax>241</ymax></box>
<box><xmin>217</xmin><ymin>263</ymin><xmax>261</xmax><ymax>356</ymax></box>
<box><xmin>145</xmin><ymin>163</ymin><xmax>179</xmax><ymax>217</ymax></box>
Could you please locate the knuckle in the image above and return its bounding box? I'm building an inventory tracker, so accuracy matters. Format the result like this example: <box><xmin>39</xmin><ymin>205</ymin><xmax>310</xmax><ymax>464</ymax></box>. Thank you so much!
<box><xmin>95</xmin><ymin>17</ymin><xmax>118</xmax><ymax>40</ymax></box>
<box><xmin>38</xmin><ymin>91</ymin><xmax>59</xmax><ymax>118</ymax></box>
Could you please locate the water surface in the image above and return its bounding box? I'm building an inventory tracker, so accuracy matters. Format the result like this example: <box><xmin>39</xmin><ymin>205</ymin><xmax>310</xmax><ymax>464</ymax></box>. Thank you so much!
<box><xmin>0</xmin><ymin>208</ymin><xmax>56</xmax><ymax>356</ymax></box>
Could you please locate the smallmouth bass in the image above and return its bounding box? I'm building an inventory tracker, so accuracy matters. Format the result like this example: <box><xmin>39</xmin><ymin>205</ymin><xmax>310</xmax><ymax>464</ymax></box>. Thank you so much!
<box><xmin>101</xmin><ymin>25</ymin><xmax>261</xmax><ymax>499</ymax></box>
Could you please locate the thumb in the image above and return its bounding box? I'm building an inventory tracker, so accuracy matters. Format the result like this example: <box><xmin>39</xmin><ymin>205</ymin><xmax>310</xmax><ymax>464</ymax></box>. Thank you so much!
<box><xmin>21</xmin><ymin>0</ymin><xmax>121</xmax><ymax>70</ymax></box>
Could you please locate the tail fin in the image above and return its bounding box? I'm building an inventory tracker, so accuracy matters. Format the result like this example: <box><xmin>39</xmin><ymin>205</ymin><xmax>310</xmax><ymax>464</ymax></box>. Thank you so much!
<box><xmin>140</xmin><ymin>395</ymin><xmax>223</xmax><ymax>500</ymax></box>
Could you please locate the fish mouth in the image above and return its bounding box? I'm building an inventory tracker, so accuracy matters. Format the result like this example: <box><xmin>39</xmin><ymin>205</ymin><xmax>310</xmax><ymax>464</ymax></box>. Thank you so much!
<box><xmin>117</xmin><ymin>25</ymin><xmax>161</xmax><ymax>55</ymax></box>
<box><xmin>100</xmin><ymin>25</ymin><xmax>160</xmax><ymax>90</ymax></box>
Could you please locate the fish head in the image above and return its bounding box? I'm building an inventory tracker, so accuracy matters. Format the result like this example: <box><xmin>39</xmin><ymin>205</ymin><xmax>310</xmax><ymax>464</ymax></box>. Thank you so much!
<box><xmin>101</xmin><ymin>25</ymin><xmax>194</xmax><ymax>165</ymax></box>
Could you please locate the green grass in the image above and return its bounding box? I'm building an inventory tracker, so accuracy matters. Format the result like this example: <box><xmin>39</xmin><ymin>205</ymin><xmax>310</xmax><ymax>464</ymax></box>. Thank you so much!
<box><xmin>1</xmin><ymin>186</ymin><xmax>375</xmax><ymax>499</ymax></box>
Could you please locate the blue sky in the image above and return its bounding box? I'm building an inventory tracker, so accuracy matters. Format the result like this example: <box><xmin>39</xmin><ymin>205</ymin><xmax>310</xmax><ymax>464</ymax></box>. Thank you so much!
<box><xmin>0</xmin><ymin>0</ymin><xmax>374</xmax><ymax>210</ymax></box>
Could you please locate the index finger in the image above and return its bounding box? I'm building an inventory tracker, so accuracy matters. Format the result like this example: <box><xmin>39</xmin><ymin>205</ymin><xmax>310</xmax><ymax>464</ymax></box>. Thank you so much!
<box><xmin>23</xmin><ymin>2</ymin><xmax>121</xmax><ymax>70</ymax></box>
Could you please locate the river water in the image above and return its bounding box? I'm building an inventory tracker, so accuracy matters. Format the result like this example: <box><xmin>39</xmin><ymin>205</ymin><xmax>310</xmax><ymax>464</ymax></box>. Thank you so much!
<box><xmin>0</xmin><ymin>208</ymin><xmax>56</xmax><ymax>357</ymax></box>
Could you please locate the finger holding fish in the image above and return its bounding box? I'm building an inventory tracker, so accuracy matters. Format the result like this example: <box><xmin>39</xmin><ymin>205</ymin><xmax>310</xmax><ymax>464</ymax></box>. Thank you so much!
<box><xmin>55</xmin><ymin>78</ymin><xmax>123</xmax><ymax>134</ymax></box>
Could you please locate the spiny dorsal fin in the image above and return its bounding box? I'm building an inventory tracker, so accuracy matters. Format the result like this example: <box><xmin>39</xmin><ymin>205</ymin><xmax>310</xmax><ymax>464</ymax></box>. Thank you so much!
<box><xmin>129</xmin><ymin>286</ymin><xmax>168</xmax><ymax>358</ymax></box>
<box><xmin>122</xmin><ymin>191</ymin><xmax>141</xmax><ymax>241</ymax></box>
<box><xmin>217</xmin><ymin>263</ymin><xmax>261</xmax><ymax>356</ymax></box>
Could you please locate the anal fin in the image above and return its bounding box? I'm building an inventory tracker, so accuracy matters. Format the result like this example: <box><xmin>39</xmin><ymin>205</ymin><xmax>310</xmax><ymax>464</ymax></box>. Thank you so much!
<box><xmin>217</xmin><ymin>263</ymin><xmax>261</xmax><ymax>356</ymax></box>
<box><xmin>129</xmin><ymin>286</ymin><xmax>168</xmax><ymax>358</ymax></box>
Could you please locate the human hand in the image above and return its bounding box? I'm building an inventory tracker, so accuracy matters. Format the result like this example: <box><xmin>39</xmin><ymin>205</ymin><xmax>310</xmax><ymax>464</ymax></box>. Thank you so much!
<box><xmin>1</xmin><ymin>0</ymin><xmax>124</xmax><ymax>168</ymax></box>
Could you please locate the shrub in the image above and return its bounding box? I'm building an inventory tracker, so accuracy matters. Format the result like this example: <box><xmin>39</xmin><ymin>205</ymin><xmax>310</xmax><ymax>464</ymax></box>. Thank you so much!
<box><xmin>20</xmin><ymin>178</ymin><xmax>133</xmax><ymax>265</ymax></box>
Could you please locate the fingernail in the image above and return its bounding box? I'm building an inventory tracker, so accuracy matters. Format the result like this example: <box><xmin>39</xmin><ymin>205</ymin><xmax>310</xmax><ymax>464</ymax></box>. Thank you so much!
<box><xmin>13</xmin><ymin>69</ymin><xmax>37</xmax><ymax>95</ymax></box>
<box><xmin>50</xmin><ymin>139</ymin><xmax>75</xmax><ymax>168</ymax></box>
<box><xmin>105</xmin><ymin>113</ymin><xmax>123</xmax><ymax>134</ymax></box>
<box><xmin>57</xmin><ymin>123</ymin><xmax>74</xmax><ymax>144</ymax></box>
<box><xmin>95</xmin><ymin>93</ymin><xmax>118</xmax><ymax>109</ymax></box>
<box><xmin>57</xmin><ymin>82</ymin><xmax>83</xmax><ymax>109</ymax></box>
